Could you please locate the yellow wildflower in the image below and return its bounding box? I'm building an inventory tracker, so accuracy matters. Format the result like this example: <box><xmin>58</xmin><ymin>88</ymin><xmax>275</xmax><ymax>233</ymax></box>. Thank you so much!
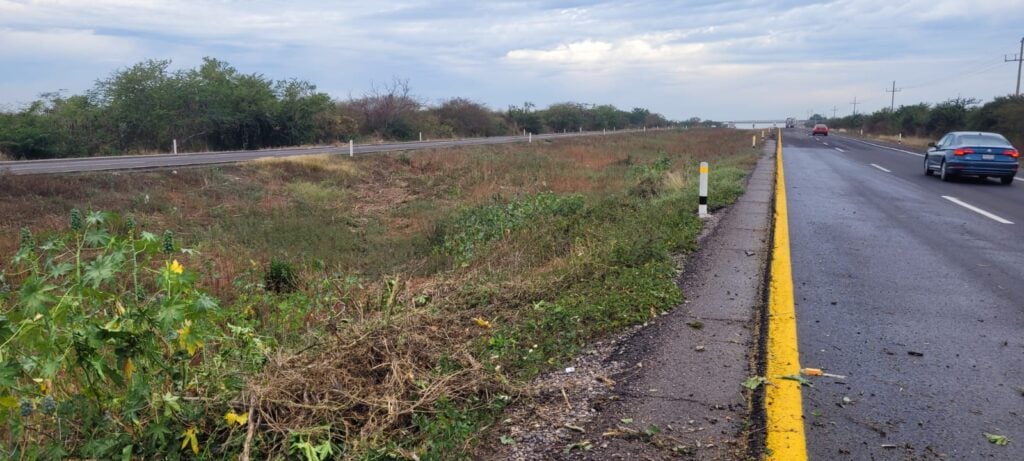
<box><xmin>177</xmin><ymin>320</ymin><xmax>203</xmax><ymax>355</ymax></box>
<box><xmin>473</xmin><ymin>317</ymin><xmax>493</xmax><ymax>329</ymax></box>
<box><xmin>180</xmin><ymin>427</ymin><xmax>199</xmax><ymax>455</ymax></box>
<box><xmin>224</xmin><ymin>410</ymin><xmax>248</xmax><ymax>426</ymax></box>
<box><xmin>124</xmin><ymin>358</ymin><xmax>135</xmax><ymax>382</ymax></box>
<box><xmin>170</xmin><ymin>259</ymin><xmax>184</xmax><ymax>274</ymax></box>
<box><xmin>33</xmin><ymin>378</ymin><xmax>51</xmax><ymax>395</ymax></box>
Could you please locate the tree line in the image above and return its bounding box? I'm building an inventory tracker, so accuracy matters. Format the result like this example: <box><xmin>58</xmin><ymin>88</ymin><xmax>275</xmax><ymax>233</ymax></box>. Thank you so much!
<box><xmin>824</xmin><ymin>95</ymin><xmax>1024</xmax><ymax>147</ymax></box>
<box><xmin>0</xmin><ymin>58</ymin><xmax>676</xmax><ymax>160</ymax></box>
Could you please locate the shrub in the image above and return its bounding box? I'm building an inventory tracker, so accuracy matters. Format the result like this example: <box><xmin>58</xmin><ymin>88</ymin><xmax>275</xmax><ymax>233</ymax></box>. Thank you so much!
<box><xmin>265</xmin><ymin>259</ymin><xmax>298</xmax><ymax>293</ymax></box>
<box><xmin>0</xmin><ymin>210</ymin><xmax>227</xmax><ymax>459</ymax></box>
<box><xmin>438</xmin><ymin>193</ymin><xmax>585</xmax><ymax>264</ymax></box>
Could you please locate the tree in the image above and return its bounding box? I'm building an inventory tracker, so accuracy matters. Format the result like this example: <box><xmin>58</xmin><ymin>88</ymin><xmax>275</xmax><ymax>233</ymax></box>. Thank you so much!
<box><xmin>435</xmin><ymin>98</ymin><xmax>499</xmax><ymax>137</ymax></box>
<box><xmin>506</xmin><ymin>102</ymin><xmax>543</xmax><ymax>134</ymax></box>
<box><xmin>349</xmin><ymin>78</ymin><xmax>423</xmax><ymax>139</ymax></box>
<box><xmin>925</xmin><ymin>97</ymin><xmax>978</xmax><ymax>136</ymax></box>
<box><xmin>542</xmin><ymin>102</ymin><xmax>586</xmax><ymax>132</ymax></box>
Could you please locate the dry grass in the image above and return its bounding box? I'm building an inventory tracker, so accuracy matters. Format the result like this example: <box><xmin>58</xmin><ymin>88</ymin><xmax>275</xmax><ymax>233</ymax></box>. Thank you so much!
<box><xmin>836</xmin><ymin>129</ymin><xmax>931</xmax><ymax>149</ymax></box>
<box><xmin>1</xmin><ymin>129</ymin><xmax>759</xmax><ymax>456</ymax></box>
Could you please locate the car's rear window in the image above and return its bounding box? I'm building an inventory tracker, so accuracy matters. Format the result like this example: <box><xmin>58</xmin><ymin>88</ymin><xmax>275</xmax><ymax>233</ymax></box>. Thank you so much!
<box><xmin>956</xmin><ymin>134</ymin><xmax>1011</xmax><ymax>147</ymax></box>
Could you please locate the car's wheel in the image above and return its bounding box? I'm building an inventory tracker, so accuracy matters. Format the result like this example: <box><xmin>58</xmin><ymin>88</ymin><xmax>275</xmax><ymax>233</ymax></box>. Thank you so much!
<box><xmin>940</xmin><ymin>161</ymin><xmax>953</xmax><ymax>182</ymax></box>
<box><xmin>923</xmin><ymin>159</ymin><xmax>933</xmax><ymax>176</ymax></box>
<box><xmin>1000</xmin><ymin>175</ymin><xmax>1014</xmax><ymax>185</ymax></box>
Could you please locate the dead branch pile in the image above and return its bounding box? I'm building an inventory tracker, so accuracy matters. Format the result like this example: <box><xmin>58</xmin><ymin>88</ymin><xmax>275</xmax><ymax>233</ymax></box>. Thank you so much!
<box><xmin>245</xmin><ymin>307</ymin><xmax>501</xmax><ymax>445</ymax></box>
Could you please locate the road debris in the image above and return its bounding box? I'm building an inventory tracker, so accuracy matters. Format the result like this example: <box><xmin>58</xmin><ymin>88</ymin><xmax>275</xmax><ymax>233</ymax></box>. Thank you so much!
<box><xmin>563</xmin><ymin>440</ymin><xmax>593</xmax><ymax>453</ymax></box>
<box><xmin>564</xmin><ymin>423</ymin><xmax>585</xmax><ymax>433</ymax></box>
<box><xmin>742</xmin><ymin>376</ymin><xmax>769</xmax><ymax>390</ymax></box>
<box><xmin>907</xmin><ymin>350</ymin><xmax>924</xmax><ymax>357</ymax></box>
<box><xmin>984</xmin><ymin>433</ymin><xmax>1010</xmax><ymax>446</ymax></box>
<box><xmin>801</xmin><ymin>367</ymin><xmax>847</xmax><ymax>379</ymax></box>
<box><xmin>779</xmin><ymin>374</ymin><xmax>813</xmax><ymax>387</ymax></box>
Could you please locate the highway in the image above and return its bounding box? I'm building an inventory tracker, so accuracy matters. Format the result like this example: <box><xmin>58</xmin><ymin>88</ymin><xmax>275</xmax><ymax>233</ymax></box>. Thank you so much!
<box><xmin>781</xmin><ymin>129</ymin><xmax>1024</xmax><ymax>459</ymax></box>
<box><xmin>0</xmin><ymin>129</ymin><xmax>647</xmax><ymax>175</ymax></box>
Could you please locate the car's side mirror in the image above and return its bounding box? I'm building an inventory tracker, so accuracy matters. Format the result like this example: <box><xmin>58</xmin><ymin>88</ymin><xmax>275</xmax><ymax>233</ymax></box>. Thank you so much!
<box><xmin>927</xmin><ymin>142</ymin><xmax>937</xmax><ymax>148</ymax></box>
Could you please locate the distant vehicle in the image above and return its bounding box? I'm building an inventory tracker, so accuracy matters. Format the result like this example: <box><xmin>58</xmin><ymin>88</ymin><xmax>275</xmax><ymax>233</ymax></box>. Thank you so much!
<box><xmin>924</xmin><ymin>131</ymin><xmax>1019</xmax><ymax>185</ymax></box>
<box><xmin>785</xmin><ymin>117</ymin><xmax>796</xmax><ymax>128</ymax></box>
<box><xmin>811</xmin><ymin>124</ymin><xmax>829</xmax><ymax>136</ymax></box>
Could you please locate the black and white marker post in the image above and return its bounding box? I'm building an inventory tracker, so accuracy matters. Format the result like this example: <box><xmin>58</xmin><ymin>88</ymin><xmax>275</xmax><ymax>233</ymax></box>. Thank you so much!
<box><xmin>699</xmin><ymin>161</ymin><xmax>709</xmax><ymax>218</ymax></box>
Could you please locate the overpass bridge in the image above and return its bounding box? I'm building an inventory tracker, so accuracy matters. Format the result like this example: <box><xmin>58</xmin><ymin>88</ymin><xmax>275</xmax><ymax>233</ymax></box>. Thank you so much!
<box><xmin>723</xmin><ymin>119</ymin><xmax>804</xmax><ymax>129</ymax></box>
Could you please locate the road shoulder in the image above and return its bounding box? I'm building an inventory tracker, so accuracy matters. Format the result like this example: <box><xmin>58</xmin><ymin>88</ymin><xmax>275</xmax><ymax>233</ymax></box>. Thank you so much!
<box><xmin>477</xmin><ymin>143</ymin><xmax>776</xmax><ymax>460</ymax></box>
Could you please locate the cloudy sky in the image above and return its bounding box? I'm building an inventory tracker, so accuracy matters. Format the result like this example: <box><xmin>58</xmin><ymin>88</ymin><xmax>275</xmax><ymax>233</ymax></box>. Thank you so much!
<box><xmin>1</xmin><ymin>0</ymin><xmax>1022</xmax><ymax>120</ymax></box>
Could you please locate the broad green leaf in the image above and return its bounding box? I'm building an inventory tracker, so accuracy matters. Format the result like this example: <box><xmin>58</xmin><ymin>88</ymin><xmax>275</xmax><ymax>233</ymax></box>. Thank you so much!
<box><xmin>18</xmin><ymin>277</ymin><xmax>58</xmax><ymax>315</ymax></box>
<box><xmin>84</xmin><ymin>228</ymin><xmax>112</xmax><ymax>247</ymax></box>
<box><xmin>47</xmin><ymin>262</ymin><xmax>74</xmax><ymax>278</ymax></box>
<box><xmin>85</xmin><ymin>210</ymin><xmax>107</xmax><ymax>226</ymax></box>
<box><xmin>741</xmin><ymin>376</ymin><xmax>768</xmax><ymax>390</ymax></box>
<box><xmin>0</xmin><ymin>360</ymin><xmax>22</xmax><ymax>387</ymax></box>
<box><xmin>39</xmin><ymin>238</ymin><xmax>66</xmax><ymax>252</ymax></box>
<box><xmin>83</xmin><ymin>253</ymin><xmax>124</xmax><ymax>288</ymax></box>
<box><xmin>192</xmin><ymin>293</ymin><xmax>219</xmax><ymax>313</ymax></box>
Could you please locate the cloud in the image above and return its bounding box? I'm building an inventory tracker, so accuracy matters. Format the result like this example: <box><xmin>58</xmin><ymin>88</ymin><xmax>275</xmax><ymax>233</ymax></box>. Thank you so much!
<box><xmin>0</xmin><ymin>0</ymin><xmax>1023</xmax><ymax>119</ymax></box>
<box><xmin>0</xmin><ymin>27</ymin><xmax>143</xmax><ymax>62</ymax></box>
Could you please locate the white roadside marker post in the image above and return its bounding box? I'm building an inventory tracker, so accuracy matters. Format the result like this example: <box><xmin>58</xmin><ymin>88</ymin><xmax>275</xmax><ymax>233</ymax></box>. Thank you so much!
<box><xmin>752</xmin><ymin>135</ymin><xmax>756</xmax><ymax>148</ymax></box>
<box><xmin>419</xmin><ymin>132</ymin><xmax>423</xmax><ymax>141</ymax></box>
<box><xmin>699</xmin><ymin>162</ymin><xmax>709</xmax><ymax>218</ymax></box>
<box><xmin>173</xmin><ymin>139</ymin><xmax>177</xmax><ymax>154</ymax></box>
<box><xmin>529</xmin><ymin>132</ymin><xmax>532</xmax><ymax>143</ymax></box>
<box><xmin>349</xmin><ymin>139</ymin><xmax>354</xmax><ymax>157</ymax></box>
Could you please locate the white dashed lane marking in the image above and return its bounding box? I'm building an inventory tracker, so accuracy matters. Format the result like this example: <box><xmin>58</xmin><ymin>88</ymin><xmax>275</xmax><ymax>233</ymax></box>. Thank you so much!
<box><xmin>941</xmin><ymin>196</ymin><xmax>1014</xmax><ymax>224</ymax></box>
<box><xmin>870</xmin><ymin>163</ymin><xmax>891</xmax><ymax>173</ymax></box>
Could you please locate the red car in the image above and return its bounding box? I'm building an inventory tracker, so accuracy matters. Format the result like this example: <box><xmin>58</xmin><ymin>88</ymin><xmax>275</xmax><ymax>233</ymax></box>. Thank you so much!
<box><xmin>812</xmin><ymin>124</ymin><xmax>829</xmax><ymax>136</ymax></box>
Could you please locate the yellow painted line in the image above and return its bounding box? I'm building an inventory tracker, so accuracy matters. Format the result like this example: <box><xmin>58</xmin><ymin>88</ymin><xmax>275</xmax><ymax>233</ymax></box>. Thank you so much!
<box><xmin>765</xmin><ymin>129</ymin><xmax>808</xmax><ymax>460</ymax></box>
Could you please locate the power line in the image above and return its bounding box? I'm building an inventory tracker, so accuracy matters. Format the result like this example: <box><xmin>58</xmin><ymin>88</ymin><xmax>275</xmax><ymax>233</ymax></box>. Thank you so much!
<box><xmin>902</xmin><ymin>58</ymin><xmax>1003</xmax><ymax>90</ymax></box>
<box><xmin>885</xmin><ymin>81</ymin><xmax>902</xmax><ymax>112</ymax></box>
<box><xmin>1006</xmin><ymin>37</ymin><xmax>1024</xmax><ymax>96</ymax></box>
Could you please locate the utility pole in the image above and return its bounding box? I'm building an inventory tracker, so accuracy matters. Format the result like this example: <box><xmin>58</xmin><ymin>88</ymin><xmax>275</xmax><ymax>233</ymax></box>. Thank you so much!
<box><xmin>831</xmin><ymin>105</ymin><xmax>838</xmax><ymax>119</ymax></box>
<box><xmin>850</xmin><ymin>96</ymin><xmax>860</xmax><ymax>115</ymax></box>
<box><xmin>1006</xmin><ymin>37</ymin><xmax>1024</xmax><ymax>96</ymax></box>
<box><xmin>885</xmin><ymin>81</ymin><xmax>902</xmax><ymax>112</ymax></box>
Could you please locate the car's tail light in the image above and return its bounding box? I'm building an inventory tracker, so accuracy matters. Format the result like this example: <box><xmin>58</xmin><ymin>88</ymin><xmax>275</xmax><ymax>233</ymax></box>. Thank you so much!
<box><xmin>953</xmin><ymin>148</ymin><xmax>974</xmax><ymax>156</ymax></box>
<box><xmin>1004</xmin><ymin>149</ymin><xmax>1020</xmax><ymax>158</ymax></box>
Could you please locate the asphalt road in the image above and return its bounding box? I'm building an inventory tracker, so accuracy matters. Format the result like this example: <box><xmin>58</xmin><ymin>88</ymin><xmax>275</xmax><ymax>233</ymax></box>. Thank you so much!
<box><xmin>0</xmin><ymin>129</ymin><xmax>648</xmax><ymax>175</ymax></box>
<box><xmin>782</xmin><ymin>129</ymin><xmax>1024</xmax><ymax>459</ymax></box>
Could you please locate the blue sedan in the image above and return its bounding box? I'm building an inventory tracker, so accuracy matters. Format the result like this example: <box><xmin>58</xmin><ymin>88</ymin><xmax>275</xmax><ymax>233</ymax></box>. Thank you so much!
<box><xmin>924</xmin><ymin>132</ymin><xmax>1019</xmax><ymax>185</ymax></box>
